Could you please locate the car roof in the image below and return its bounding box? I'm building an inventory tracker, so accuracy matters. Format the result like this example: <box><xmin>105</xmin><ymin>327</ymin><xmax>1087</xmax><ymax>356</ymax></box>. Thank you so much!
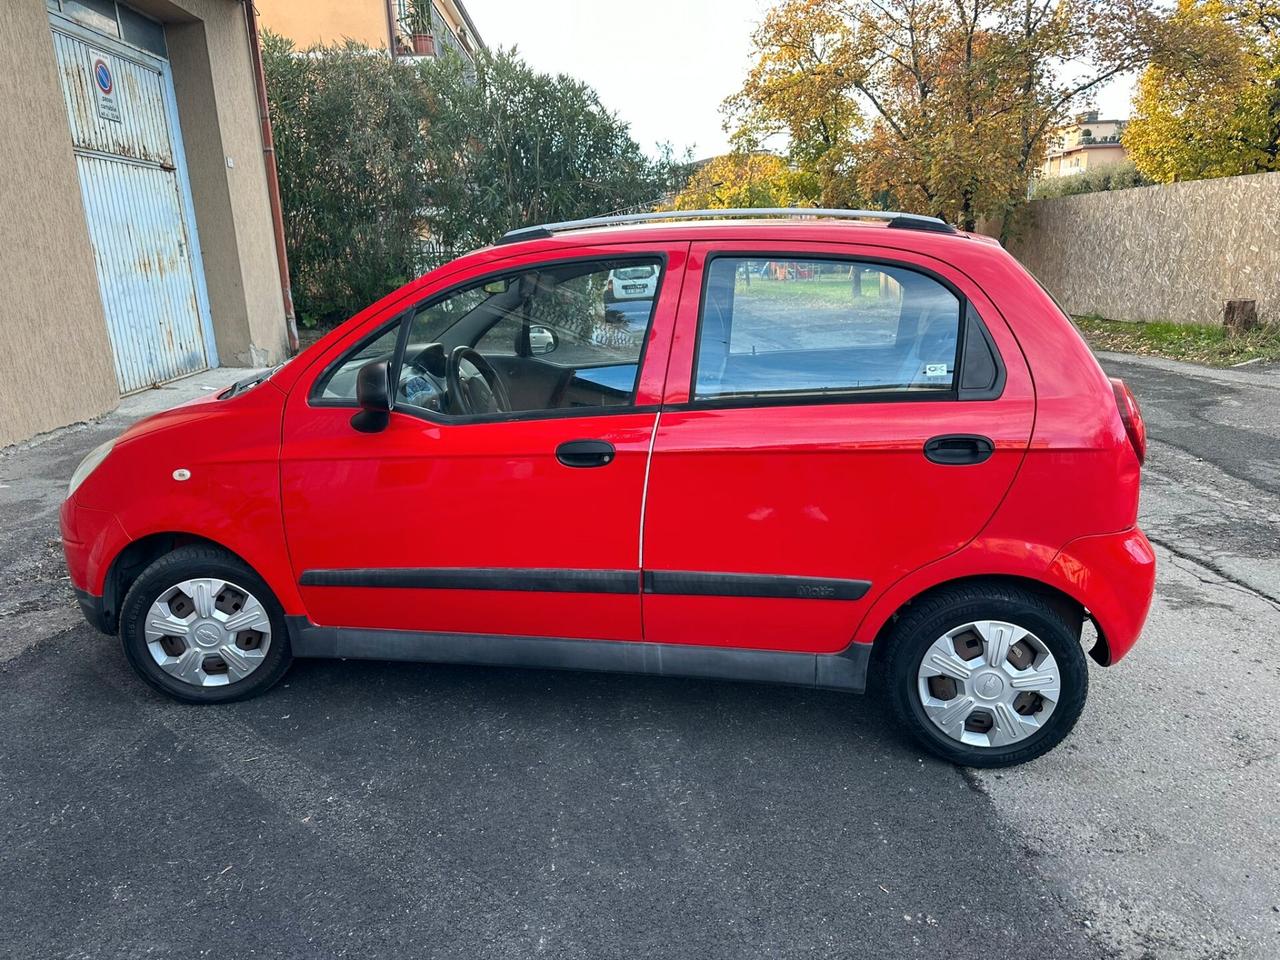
<box><xmin>501</xmin><ymin>208</ymin><xmax>957</xmax><ymax>242</ymax></box>
<box><xmin>471</xmin><ymin>217</ymin><xmax>1002</xmax><ymax>266</ymax></box>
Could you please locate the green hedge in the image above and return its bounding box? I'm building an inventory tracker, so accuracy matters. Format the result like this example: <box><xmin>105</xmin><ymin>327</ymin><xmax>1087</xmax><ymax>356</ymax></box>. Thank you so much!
<box><xmin>1030</xmin><ymin>161</ymin><xmax>1152</xmax><ymax>200</ymax></box>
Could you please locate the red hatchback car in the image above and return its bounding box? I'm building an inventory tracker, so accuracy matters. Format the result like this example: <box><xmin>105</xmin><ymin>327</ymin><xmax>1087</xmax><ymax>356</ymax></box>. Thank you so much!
<box><xmin>61</xmin><ymin>209</ymin><xmax>1155</xmax><ymax>767</ymax></box>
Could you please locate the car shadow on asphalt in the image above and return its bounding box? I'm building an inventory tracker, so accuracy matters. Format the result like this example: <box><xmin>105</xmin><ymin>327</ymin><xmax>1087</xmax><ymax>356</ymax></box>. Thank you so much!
<box><xmin>1</xmin><ymin>628</ymin><xmax>1092</xmax><ymax>960</ymax></box>
<box><xmin>279</xmin><ymin>654</ymin><xmax>912</xmax><ymax>755</ymax></box>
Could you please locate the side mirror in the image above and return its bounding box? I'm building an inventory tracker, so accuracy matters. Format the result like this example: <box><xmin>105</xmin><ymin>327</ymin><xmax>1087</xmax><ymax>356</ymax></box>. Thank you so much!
<box><xmin>351</xmin><ymin>359</ymin><xmax>391</xmax><ymax>433</ymax></box>
<box><xmin>528</xmin><ymin>324</ymin><xmax>558</xmax><ymax>356</ymax></box>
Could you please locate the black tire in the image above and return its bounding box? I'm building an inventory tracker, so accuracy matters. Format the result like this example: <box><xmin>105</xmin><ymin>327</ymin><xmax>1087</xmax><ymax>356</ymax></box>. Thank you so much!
<box><xmin>879</xmin><ymin>582</ymin><xmax>1088</xmax><ymax>768</ymax></box>
<box><xmin>119</xmin><ymin>545</ymin><xmax>292</xmax><ymax>704</ymax></box>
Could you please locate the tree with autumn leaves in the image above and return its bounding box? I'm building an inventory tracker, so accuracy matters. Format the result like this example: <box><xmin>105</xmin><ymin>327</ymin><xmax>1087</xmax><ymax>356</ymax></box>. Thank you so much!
<box><xmin>1125</xmin><ymin>0</ymin><xmax>1280</xmax><ymax>182</ymax></box>
<box><xmin>692</xmin><ymin>0</ymin><xmax>1165</xmax><ymax>233</ymax></box>
<box><xmin>670</xmin><ymin>151</ymin><xmax>817</xmax><ymax>209</ymax></box>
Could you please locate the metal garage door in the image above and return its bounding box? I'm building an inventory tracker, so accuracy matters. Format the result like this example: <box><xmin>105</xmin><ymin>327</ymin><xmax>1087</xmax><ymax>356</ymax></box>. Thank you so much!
<box><xmin>50</xmin><ymin>15</ymin><xmax>215</xmax><ymax>394</ymax></box>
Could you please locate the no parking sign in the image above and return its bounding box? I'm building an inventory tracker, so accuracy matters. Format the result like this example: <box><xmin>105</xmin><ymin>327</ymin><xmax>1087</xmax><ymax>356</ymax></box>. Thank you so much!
<box><xmin>89</xmin><ymin>49</ymin><xmax>121</xmax><ymax>123</ymax></box>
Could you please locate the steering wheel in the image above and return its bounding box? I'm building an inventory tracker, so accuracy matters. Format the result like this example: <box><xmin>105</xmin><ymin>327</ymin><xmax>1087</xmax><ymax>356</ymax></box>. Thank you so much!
<box><xmin>446</xmin><ymin>346</ymin><xmax>512</xmax><ymax>416</ymax></box>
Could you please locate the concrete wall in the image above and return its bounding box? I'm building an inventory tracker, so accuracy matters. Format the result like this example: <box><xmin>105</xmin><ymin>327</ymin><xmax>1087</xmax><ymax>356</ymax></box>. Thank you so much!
<box><xmin>0</xmin><ymin>0</ymin><xmax>288</xmax><ymax>448</ymax></box>
<box><xmin>1009</xmin><ymin>171</ymin><xmax>1280</xmax><ymax>326</ymax></box>
<box><xmin>0</xmin><ymin>3</ymin><xmax>120</xmax><ymax>448</ymax></box>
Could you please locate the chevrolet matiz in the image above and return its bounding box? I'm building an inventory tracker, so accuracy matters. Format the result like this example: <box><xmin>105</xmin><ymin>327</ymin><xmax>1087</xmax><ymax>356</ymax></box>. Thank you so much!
<box><xmin>61</xmin><ymin>209</ymin><xmax>1155</xmax><ymax>767</ymax></box>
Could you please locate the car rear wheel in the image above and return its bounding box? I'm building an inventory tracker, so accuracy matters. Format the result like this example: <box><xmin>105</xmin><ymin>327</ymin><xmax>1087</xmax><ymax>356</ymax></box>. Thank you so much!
<box><xmin>881</xmin><ymin>583</ymin><xmax>1088</xmax><ymax>767</ymax></box>
<box><xmin>119</xmin><ymin>545</ymin><xmax>292</xmax><ymax>703</ymax></box>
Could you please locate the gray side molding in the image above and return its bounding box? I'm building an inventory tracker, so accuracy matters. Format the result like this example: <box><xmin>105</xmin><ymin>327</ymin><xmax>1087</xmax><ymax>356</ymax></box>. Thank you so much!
<box><xmin>287</xmin><ymin>618</ymin><xmax>871</xmax><ymax>693</ymax></box>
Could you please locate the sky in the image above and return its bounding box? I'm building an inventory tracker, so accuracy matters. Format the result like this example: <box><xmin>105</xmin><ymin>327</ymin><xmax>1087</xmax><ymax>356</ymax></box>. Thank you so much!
<box><xmin>461</xmin><ymin>0</ymin><xmax>1138</xmax><ymax>159</ymax></box>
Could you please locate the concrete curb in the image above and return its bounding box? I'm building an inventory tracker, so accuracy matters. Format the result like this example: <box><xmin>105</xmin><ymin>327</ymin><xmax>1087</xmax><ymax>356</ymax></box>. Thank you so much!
<box><xmin>1094</xmin><ymin>350</ymin><xmax>1280</xmax><ymax>389</ymax></box>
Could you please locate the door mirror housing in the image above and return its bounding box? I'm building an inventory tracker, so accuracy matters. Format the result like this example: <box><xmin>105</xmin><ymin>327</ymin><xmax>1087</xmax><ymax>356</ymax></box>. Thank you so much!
<box><xmin>351</xmin><ymin>359</ymin><xmax>392</xmax><ymax>433</ymax></box>
<box><xmin>528</xmin><ymin>325</ymin><xmax>558</xmax><ymax>356</ymax></box>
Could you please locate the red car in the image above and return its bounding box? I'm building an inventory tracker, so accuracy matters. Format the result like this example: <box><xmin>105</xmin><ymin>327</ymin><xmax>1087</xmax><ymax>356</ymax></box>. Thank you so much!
<box><xmin>61</xmin><ymin>209</ymin><xmax>1154</xmax><ymax>767</ymax></box>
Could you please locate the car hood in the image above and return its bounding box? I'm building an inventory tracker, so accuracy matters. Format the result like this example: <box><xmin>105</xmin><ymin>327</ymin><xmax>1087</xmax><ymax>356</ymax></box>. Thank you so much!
<box><xmin>116</xmin><ymin>379</ymin><xmax>286</xmax><ymax>447</ymax></box>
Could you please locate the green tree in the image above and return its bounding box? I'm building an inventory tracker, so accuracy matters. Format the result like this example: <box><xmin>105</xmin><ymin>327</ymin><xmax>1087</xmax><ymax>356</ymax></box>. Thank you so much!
<box><xmin>1029</xmin><ymin>159</ymin><xmax>1151</xmax><ymax>198</ymax></box>
<box><xmin>262</xmin><ymin>33</ymin><xmax>433</xmax><ymax>326</ymax></box>
<box><xmin>263</xmin><ymin>36</ymin><xmax>682</xmax><ymax>326</ymax></box>
<box><xmin>1125</xmin><ymin>0</ymin><xmax>1280</xmax><ymax>183</ymax></box>
<box><xmin>723</xmin><ymin>0</ymin><xmax>863</xmax><ymax>207</ymax></box>
<box><xmin>416</xmin><ymin>50</ymin><xmax>677</xmax><ymax>252</ymax></box>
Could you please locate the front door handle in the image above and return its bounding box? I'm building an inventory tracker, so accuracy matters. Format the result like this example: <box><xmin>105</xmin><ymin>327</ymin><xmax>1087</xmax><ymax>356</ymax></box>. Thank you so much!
<box><xmin>924</xmin><ymin>434</ymin><xmax>994</xmax><ymax>465</ymax></box>
<box><xmin>556</xmin><ymin>439</ymin><xmax>616</xmax><ymax>468</ymax></box>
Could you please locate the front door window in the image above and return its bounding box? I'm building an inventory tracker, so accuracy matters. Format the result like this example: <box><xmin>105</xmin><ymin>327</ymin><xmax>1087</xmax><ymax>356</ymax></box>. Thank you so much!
<box><xmin>315</xmin><ymin>258</ymin><xmax>663</xmax><ymax>419</ymax></box>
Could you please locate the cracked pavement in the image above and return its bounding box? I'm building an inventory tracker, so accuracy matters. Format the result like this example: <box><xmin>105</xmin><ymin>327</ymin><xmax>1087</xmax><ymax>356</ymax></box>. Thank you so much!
<box><xmin>973</xmin><ymin>353</ymin><xmax>1280</xmax><ymax>960</ymax></box>
<box><xmin>1</xmin><ymin>355</ymin><xmax>1278</xmax><ymax>959</ymax></box>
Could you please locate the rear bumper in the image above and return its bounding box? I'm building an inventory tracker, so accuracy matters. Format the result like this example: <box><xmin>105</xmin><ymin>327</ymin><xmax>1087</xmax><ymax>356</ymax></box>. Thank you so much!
<box><xmin>1047</xmin><ymin>526</ymin><xmax>1156</xmax><ymax>665</ymax></box>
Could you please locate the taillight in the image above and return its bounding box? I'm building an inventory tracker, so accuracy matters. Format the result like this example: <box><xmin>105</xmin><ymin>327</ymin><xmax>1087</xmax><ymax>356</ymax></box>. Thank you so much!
<box><xmin>1110</xmin><ymin>377</ymin><xmax>1146</xmax><ymax>465</ymax></box>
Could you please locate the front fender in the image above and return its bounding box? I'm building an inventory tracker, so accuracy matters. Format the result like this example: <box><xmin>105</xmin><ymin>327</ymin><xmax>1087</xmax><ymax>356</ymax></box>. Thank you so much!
<box><xmin>67</xmin><ymin>383</ymin><xmax>303</xmax><ymax>617</ymax></box>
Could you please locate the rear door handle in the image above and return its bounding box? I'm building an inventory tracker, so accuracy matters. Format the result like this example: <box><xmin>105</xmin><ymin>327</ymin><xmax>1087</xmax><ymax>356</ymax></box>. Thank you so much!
<box><xmin>556</xmin><ymin>439</ymin><xmax>616</xmax><ymax>468</ymax></box>
<box><xmin>924</xmin><ymin>434</ymin><xmax>994</xmax><ymax>465</ymax></box>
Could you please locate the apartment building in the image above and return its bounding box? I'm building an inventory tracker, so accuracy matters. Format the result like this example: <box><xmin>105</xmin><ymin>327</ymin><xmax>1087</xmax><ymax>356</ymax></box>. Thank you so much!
<box><xmin>256</xmin><ymin>0</ymin><xmax>484</xmax><ymax>59</ymax></box>
<box><xmin>1041</xmin><ymin>111</ymin><xmax>1129</xmax><ymax>178</ymax></box>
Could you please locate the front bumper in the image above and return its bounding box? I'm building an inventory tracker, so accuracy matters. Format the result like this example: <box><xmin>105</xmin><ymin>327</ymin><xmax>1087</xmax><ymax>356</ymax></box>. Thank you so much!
<box><xmin>1047</xmin><ymin>526</ymin><xmax>1156</xmax><ymax>665</ymax></box>
<box><xmin>73</xmin><ymin>587</ymin><xmax>113</xmax><ymax>634</ymax></box>
<box><xmin>60</xmin><ymin>496</ymin><xmax>131</xmax><ymax>635</ymax></box>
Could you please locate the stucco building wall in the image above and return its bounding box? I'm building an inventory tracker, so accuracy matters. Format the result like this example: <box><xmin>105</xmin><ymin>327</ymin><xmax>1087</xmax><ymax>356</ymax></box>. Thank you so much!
<box><xmin>255</xmin><ymin>0</ymin><xmax>480</xmax><ymax>55</ymax></box>
<box><xmin>1043</xmin><ymin>143</ymin><xmax>1128</xmax><ymax>178</ymax></box>
<box><xmin>0</xmin><ymin>0</ymin><xmax>287</xmax><ymax>449</ymax></box>
<box><xmin>1008</xmin><ymin>172</ymin><xmax>1280</xmax><ymax>326</ymax></box>
<box><xmin>0</xmin><ymin>4</ymin><xmax>121</xmax><ymax>448</ymax></box>
<box><xmin>159</xmin><ymin>0</ymin><xmax>289</xmax><ymax>366</ymax></box>
<box><xmin>255</xmin><ymin>0</ymin><xmax>390</xmax><ymax>48</ymax></box>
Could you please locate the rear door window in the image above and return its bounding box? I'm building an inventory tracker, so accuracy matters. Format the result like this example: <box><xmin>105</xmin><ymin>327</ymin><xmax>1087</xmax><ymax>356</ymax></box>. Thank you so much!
<box><xmin>694</xmin><ymin>257</ymin><xmax>962</xmax><ymax>402</ymax></box>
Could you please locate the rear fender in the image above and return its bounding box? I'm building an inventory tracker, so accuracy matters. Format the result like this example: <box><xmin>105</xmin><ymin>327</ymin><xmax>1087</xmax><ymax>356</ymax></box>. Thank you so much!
<box><xmin>852</xmin><ymin>528</ymin><xmax>1155</xmax><ymax>666</ymax></box>
<box><xmin>851</xmin><ymin>537</ymin><xmax>1063</xmax><ymax>647</ymax></box>
<box><xmin>1045</xmin><ymin>527</ymin><xmax>1156</xmax><ymax>664</ymax></box>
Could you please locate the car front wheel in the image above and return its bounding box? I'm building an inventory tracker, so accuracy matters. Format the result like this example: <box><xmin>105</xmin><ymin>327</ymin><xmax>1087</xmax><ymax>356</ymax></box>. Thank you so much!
<box><xmin>881</xmin><ymin>583</ymin><xmax>1089</xmax><ymax>767</ymax></box>
<box><xmin>118</xmin><ymin>545</ymin><xmax>292</xmax><ymax>703</ymax></box>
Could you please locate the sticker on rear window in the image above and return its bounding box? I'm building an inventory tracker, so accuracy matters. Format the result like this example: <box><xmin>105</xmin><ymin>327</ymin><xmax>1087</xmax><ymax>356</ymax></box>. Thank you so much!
<box><xmin>925</xmin><ymin>363</ymin><xmax>949</xmax><ymax>377</ymax></box>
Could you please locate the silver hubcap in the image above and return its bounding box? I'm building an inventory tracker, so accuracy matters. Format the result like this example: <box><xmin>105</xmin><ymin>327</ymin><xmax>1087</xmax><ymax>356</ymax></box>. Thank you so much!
<box><xmin>916</xmin><ymin>620</ymin><xmax>1061</xmax><ymax>749</ymax></box>
<box><xmin>144</xmin><ymin>578</ymin><xmax>271</xmax><ymax>687</ymax></box>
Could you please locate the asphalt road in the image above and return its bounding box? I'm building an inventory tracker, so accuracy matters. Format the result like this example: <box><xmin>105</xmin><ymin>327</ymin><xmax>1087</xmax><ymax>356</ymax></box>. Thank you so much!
<box><xmin>1</xmin><ymin>357</ymin><xmax>1277</xmax><ymax>959</ymax></box>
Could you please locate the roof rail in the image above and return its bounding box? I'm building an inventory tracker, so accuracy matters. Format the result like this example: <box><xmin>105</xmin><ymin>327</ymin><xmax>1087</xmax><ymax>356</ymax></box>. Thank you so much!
<box><xmin>498</xmin><ymin>208</ymin><xmax>958</xmax><ymax>245</ymax></box>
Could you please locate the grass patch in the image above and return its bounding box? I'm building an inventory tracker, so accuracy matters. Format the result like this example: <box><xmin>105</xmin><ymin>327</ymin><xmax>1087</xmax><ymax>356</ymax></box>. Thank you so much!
<box><xmin>734</xmin><ymin>276</ymin><xmax>876</xmax><ymax>302</ymax></box>
<box><xmin>1073</xmin><ymin>315</ymin><xmax>1280</xmax><ymax>367</ymax></box>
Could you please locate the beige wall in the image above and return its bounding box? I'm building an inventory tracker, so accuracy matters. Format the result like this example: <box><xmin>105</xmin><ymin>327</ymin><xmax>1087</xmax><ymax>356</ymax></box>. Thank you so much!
<box><xmin>156</xmin><ymin>0</ymin><xmax>289</xmax><ymax>365</ymax></box>
<box><xmin>1062</xmin><ymin>119</ymin><xmax>1124</xmax><ymax>149</ymax></box>
<box><xmin>1009</xmin><ymin>171</ymin><xmax>1280</xmax><ymax>326</ymax></box>
<box><xmin>0</xmin><ymin>2</ymin><xmax>119</xmax><ymax>448</ymax></box>
<box><xmin>0</xmin><ymin>0</ymin><xmax>288</xmax><ymax>448</ymax></box>
<box><xmin>255</xmin><ymin>0</ymin><xmax>478</xmax><ymax>54</ymax></box>
<box><xmin>256</xmin><ymin>0</ymin><xmax>390</xmax><ymax>49</ymax></box>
